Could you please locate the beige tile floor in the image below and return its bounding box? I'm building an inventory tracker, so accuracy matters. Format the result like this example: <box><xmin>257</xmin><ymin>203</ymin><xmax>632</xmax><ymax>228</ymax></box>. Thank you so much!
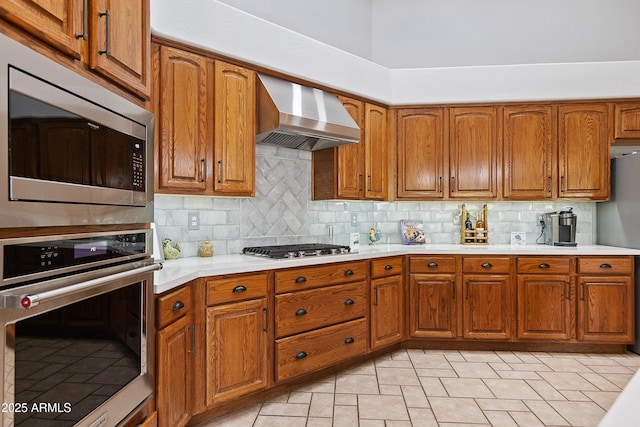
<box><xmin>198</xmin><ymin>349</ymin><xmax>640</xmax><ymax>427</ymax></box>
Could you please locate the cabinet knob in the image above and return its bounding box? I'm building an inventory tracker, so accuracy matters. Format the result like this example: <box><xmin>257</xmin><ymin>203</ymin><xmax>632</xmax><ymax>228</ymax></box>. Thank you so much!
<box><xmin>295</xmin><ymin>351</ymin><xmax>308</xmax><ymax>360</ymax></box>
<box><xmin>481</xmin><ymin>262</ymin><xmax>493</xmax><ymax>269</ymax></box>
<box><xmin>232</xmin><ymin>285</ymin><xmax>247</xmax><ymax>293</ymax></box>
<box><xmin>344</xmin><ymin>337</ymin><xmax>355</xmax><ymax>344</ymax></box>
<box><xmin>344</xmin><ymin>299</ymin><xmax>355</xmax><ymax>306</ymax></box>
<box><xmin>538</xmin><ymin>263</ymin><xmax>550</xmax><ymax>269</ymax></box>
<box><xmin>344</xmin><ymin>269</ymin><xmax>354</xmax><ymax>276</ymax></box>
<box><xmin>295</xmin><ymin>308</ymin><xmax>307</xmax><ymax>316</ymax></box>
<box><xmin>295</xmin><ymin>276</ymin><xmax>307</xmax><ymax>283</ymax></box>
<box><xmin>427</xmin><ymin>262</ymin><xmax>439</xmax><ymax>268</ymax></box>
<box><xmin>384</xmin><ymin>264</ymin><xmax>393</xmax><ymax>271</ymax></box>
<box><xmin>172</xmin><ymin>300</ymin><xmax>185</xmax><ymax>311</ymax></box>
<box><xmin>600</xmin><ymin>263</ymin><xmax>612</xmax><ymax>269</ymax></box>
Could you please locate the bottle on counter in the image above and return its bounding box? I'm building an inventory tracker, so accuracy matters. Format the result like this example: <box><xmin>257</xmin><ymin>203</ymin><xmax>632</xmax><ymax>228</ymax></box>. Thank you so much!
<box><xmin>476</xmin><ymin>212</ymin><xmax>485</xmax><ymax>243</ymax></box>
<box><xmin>465</xmin><ymin>213</ymin><xmax>473</xmax><ymax>242</ymax></box>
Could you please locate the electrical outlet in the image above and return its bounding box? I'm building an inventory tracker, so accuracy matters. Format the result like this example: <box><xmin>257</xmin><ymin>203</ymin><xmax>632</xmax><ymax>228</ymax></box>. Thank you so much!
<box><xmin>538</xmin><ymin>214</ymin><xmax>544</xmax><ymax>225</ymax></box>
<box><xmin>188</xmin><ymin>212</ymin><xmax>200</xmax><ymax>230</ymax></box>
<box><xmin>351</xmin><ymin>212</ymin><xmax>358</xmax><ymax>226</ymax></box>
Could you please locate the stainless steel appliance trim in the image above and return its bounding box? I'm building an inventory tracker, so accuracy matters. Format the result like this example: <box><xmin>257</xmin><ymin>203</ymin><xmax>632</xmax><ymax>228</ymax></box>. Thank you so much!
<box><xmin>10</xmin><ymin>176</ymin><xmax>145</xmax><ymax>206</ymax></box>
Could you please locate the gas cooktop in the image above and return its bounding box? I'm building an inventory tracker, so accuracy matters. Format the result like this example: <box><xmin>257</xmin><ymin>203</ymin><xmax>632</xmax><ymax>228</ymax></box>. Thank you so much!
<box><xmin>242</xmin><ymin>243</ymin><xmax>351</xmax><ymax>259</ymax></box>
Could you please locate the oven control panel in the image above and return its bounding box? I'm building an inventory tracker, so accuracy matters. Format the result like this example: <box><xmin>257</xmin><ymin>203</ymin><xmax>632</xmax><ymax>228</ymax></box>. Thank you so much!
<box><xmin>1</xmin><ymin>230</ymin><xmax>150</xmax><ymax>287</ymax></box>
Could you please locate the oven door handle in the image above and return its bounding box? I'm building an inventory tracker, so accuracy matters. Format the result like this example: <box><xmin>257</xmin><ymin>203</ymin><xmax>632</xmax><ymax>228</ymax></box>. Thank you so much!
<box><xmin>14</xmin><ymin>263</ymin><xmax>163</xmax><ymax>309</ymax></box>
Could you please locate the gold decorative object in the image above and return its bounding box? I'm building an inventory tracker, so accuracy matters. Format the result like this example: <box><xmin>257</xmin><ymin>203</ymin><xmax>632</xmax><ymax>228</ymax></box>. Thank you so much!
<box><xmin>460</xmin><ymin>204</ymin><xmax>489</xmax><ymax>245</ymax></box>
<box><xmin>199</xmin><ymin>241</ymin><xmax>214</xmax><ymax>257</ymax></box>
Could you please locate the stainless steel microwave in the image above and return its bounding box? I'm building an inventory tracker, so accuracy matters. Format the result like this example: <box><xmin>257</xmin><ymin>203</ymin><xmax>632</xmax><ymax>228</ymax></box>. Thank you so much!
<box><xmin>0</xmin><ymin>33</ymin><xmax>154</xmax><ymax>228</ymax></box>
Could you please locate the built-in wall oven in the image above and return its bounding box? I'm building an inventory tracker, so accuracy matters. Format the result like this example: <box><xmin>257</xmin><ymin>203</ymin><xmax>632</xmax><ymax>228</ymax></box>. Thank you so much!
<box><xmin>0</xmin><ymin>32</ymin><xmax>159</xmax><ymax>427</ymax></box>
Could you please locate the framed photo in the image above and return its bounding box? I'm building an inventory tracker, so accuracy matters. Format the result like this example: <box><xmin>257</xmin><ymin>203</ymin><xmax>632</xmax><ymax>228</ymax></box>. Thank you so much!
<box><xmin>400</xmin><ymin>220</ymin><xmax>426</xmax><ymax>245</ymax></box>
<box><xmin>511</xmin><ymin>231</ymin><xmax>526</xmax><ymax>245</ymax></box>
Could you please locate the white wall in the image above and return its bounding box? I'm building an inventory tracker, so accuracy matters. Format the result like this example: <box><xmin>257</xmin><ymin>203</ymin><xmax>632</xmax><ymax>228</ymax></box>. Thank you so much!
<box><xmin>151</xmin><ymin>0</ymin><xmax>640</xmax><ymax>104</ymax></box>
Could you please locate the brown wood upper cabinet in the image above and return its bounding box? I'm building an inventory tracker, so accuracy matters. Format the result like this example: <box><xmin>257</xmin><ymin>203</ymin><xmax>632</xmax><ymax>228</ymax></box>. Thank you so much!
<box><xmin>312</xmin><ymin>96</ymin><xmax>387</xmax><ymax>200</ymax></box>
<box><xmin>449</xmin><ymin>107</ymin><xmax>499</xmax><ymax>199</ymax></box>
<box><xmin>614</xmin><ymin>102</ymin><xmax>640</xmax><ymax>139</ymax></box>
<box><xmin>502</xmin><ymin>105</ymin><xmax>555</xmax><ymax>199</ymax></box>
<box><xmin>0</xmin><ymin>0</ymin><xmax>151</xmax><ymax>98</ymax></box>
<box><xmin>557</xmin><ymin>103</ymin><xmax>610</xmax><ymax>200</ymax></box>
<box><xmin>154</xmin><ymin>43</ymin><xmax>255</xmax><ymax>196</ymax></box>
<box><xmin>396</xmin><ymin>108</ymin><xmax>446</xmax><ymax>199</ymax></box>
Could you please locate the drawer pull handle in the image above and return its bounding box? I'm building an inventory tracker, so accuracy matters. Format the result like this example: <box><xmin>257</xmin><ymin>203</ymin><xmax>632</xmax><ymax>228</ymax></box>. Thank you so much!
<box><xmin>232</xmin><ymin>285</ymin><xmax>247</xmax><ymax>293</ymax></box>
<box><xmin>295</xmin><ymin>276</ymin><xmax>307</xmax><ymax>283</ymax></box>
<box><xmin>427</xmin><ymin>262</ymin><xmax>439</xmax><ymax>268</ymax></box>
<box><xmin>172</xmin><ymin>300</ymin><xmax>185</xmax><ymax>311</ymax></box>
<box><xmin>384</xmin><ymin>264</ymin><xmax>393</xmax><ymax>270</ymax></box>
<box><xmin>344</xmin><ymin>269</ymin><xmax>354</xmax><ymax>276</ymax></box>
<box><xmin>481</xmin><ymin>262</ymin><xmax>493</xmax><ymax>269</ymax></box>
<box><xmin>538</xmin><ymin>263</ymin><xmax>550</xmax><ymax>269</ymax></box>
<box><xmin>344</xmin><ymin>337</ymin><xmax>355</xmax><ymax>344</ymax></box>
<box><xmin>344</xmin><ymin>299</ymin><xmax>355</xmax><ymax>306</ymax></box>
<box><xmin>295</xmin><ymin>351</ymin><xmax>308</xmax><ymax>360</ymax></box>
<box><xmin>600</xmin><ymin>263</ymin><xmax>612</xmax><ymax>269</ymax></box>
<box><xmin>295</xmin><ymin>308</ymin><xmax>307</xmax><ymax>316</ymax></box>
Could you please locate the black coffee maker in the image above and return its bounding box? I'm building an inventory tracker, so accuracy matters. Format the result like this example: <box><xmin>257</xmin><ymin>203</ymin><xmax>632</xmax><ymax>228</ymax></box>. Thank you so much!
<box><xmin>542</xmin><ymin>207</ymin><xmax>577</xmax><ymax>246</ymax></box>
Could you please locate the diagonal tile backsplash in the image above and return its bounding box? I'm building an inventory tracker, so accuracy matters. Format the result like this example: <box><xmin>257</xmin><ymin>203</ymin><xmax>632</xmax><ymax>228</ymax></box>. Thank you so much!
<box><xmin>154</xmin><ymin>145</ymin><xmax>596</xmax><ymax>257</ymax></box>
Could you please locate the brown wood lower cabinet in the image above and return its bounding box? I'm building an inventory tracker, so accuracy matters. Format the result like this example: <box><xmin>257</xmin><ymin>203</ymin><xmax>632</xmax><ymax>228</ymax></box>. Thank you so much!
<box><xmin>462</xmin><ymin>274</ymin><xmax>512</xmax><ymax>340</ymax></box>
<box><xmin>517</xmin><ymin>274</ymin><xmax>573</xmax><ymax>340</ymax></box>
<box><xmin>409</xmin><ymin>274</ymin><xmax>457</xmax><ymax>339</ymax></box>
<box><xmin>370</xmin><ymin>257</ymin><xmax>404</xmax><ymax>349</ymax></box>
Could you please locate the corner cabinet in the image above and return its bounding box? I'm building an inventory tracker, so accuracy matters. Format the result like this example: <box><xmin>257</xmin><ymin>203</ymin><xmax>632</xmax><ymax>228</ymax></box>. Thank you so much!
<box><xmin>0</xmin><ymin>0</ymin><xmax>151</xmax><ymax>97</ymax></box>
<box><xmin>154</xmin><ymin>43</ymin><xmax>255</xmax><ymax>196</ymax></box>
<box><xmin>312</xmin><ymin>97</ymin><xmax>387</xmax><ymax>200</ymax></box>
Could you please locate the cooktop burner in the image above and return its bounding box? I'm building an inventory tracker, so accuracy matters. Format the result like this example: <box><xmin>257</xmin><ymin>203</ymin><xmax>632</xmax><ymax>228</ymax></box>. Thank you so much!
<box><xmin>242</xmin><ymin>243</ymin><xmax>351</xmax><ymax>259</ymax></box>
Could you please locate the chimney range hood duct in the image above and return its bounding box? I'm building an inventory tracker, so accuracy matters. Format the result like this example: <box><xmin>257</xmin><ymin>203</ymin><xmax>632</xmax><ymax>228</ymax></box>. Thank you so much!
<box><xmin>256</xmin><ymin>73</ymin><xmax>361</xmax><ymax>151</ymax></box>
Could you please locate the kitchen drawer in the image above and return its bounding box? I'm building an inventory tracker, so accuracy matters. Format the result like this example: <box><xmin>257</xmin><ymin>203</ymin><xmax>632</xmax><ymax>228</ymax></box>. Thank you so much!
<box><xmin>371</xmin><ymin>257</ymin><xmax>403</xmax><ymax>278</ymax></box>
<box><xmin>462</xmin><ymin>257</ymin><xmax>511</xmax><ymax>274</ymax></box>
<box><xmin>275</xmin><ymin>261</ymin><xmax>367</xmax><ymax>293</ymax></box>
<box><xmin>577</xmin><ymin>257</ymin><xmax>633</xmax><ymax>275</ymax></box>
<box><xmin>156</xmin><ymin>285</ymin><xmax>191</xmax><ymax>329</ymax></box>
<box><xmin>275</xmin><ymin>281</ymin><xmax>367</xmax><ymax>338</ymax></box>
<box><xmin>206</xmin><ymin>272</ymin><xmax>268</xmax><ymax>306</ymax></box>
<box><xmin>409</xmin><ymin>256</ymin><xmax>456</xmax><ymax>274</ymax></box>
<box><xmin>517</xmin><ymin>257</ymin><xmax>571</xmax><ymax>274</ymax></box>
<box><xmin>275</xmin><ymin>318</ymin><xmax>367</xmax><ymax>382</ymax></box>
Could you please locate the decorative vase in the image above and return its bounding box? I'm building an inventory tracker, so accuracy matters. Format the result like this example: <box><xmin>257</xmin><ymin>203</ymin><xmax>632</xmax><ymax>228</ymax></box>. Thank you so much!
<box><xmin>199</xmin><ymin>241</ymin><xmax>214</xmax><ymax>257</ymax></box>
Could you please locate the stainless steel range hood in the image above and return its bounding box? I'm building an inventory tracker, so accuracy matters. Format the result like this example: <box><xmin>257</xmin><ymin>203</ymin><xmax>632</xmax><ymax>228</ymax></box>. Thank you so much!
<box><xmin>256</xmin><ymin>73</ymin><xmax>361</xmax><ymax>151</ymax></box>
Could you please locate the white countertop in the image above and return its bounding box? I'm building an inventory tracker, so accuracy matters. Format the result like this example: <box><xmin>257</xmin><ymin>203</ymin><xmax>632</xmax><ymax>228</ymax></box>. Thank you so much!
<box><xmin>598</xmin><ymin>367</ymin><xmax>640</xmax><ymax>427</ymax></box>
<box><xmin>154</xmin><ymin>244</ymin><xmax>640</xmax><ymax>294</ymax></box>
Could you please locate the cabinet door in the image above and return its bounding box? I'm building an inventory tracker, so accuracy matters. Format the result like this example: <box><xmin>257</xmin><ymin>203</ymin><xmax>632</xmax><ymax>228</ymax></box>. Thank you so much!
<box><xmin>578</xmin><ymin>276</ymin><xmax>634</xmax><ymax>343</ymax></box>
<box><xmin>503</xmin><ymin>106</ymin><xmax>555</xmax><ymax>199</ymax></box>
<box><xmin>409</xmin><ymin>274</ymin><xmax>457</xmax><ymax>339</ymax></box>
<box><xmin>156</xmin><ymin>46</ymin><xmax>212</xmax><ymax>193</ymax></box>
<box><xmin>364</xmin><ymin>104</ymin><xmax>387</xmax><ymax>200</ymax></box>
<box><xmin>449</xmin><ymin>107</ymin><xmax>498</xmax><ymax>198</ymax></box>
<box><xmin>336</xmin><ymin>96</ymin><xmax>365</xmax><ymax>199</ymax></box>
<box><xmin>558</xmin><ymin>104</ymin><xmax>610</xmax><ymax>199</ymax></box>
<box><xmin>396</xmin><ymin>108</ymin><xmax>445</xmax><ymax>199</ymax></box>
<box><xmin>206</xmin><ymin>298</ymin><xmax>268</xmax><ymax>406</ymax></box>
<box><xmin>462</xmin><ymin>274</ymin><xmax>511</xmax><ymax>340</ymax></box>
<box><xmin>156</xmin><ymin>315</ymin><xmax>192</xmax><ymax>427</ymax></box>
<box><xmin>213</xmin><ymin>61</ymin><xmax>256</xmax><ymax>195</ymax></box>
<box><xmin>371</xmin><ymin>275</ymin><xmax>403</xmax><ymax>349</ymax></box>
<box><xmin>0</xmin><ymin>0</ymin><xmax>84</xmax><ymax>58</ymax></box>
<box><xmin>517</xmin><ymin>275</ymin><xmax>572</xmax><ymax>340</ymax></box>
<box><xmin>614</xmin><ymin>102</ymin><xmax>640</xmax><ymax>139</ymax></box>
<box><xmin>89</xmin><ymin>0</ymin><xmax>150</xmax><ymax>97</ymax></box>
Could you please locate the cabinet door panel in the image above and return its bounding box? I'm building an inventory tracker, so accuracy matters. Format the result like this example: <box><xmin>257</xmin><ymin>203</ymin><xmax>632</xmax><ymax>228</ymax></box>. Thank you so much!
<box><xmin>463</xmin><ymin>274</ymin><xmax>511</xmax><ymax>340</ymax></box>
<box><xmin>336</xmin><ymin>96</ymin><xmax>364</xmax><ymax>199</ymax></box>
<box><xmin>449</xmin><ymin>107</ymin><xmax>498</xmax><ymax>198</ymax></box>
<box><xmin>371</xmin><ymin>275</ymin><xmax>403</xmax><ymax>349</ymax></box>
<box><xmin>578</xmin><ymin>276</ymin><xmax>634</xmax><ymax>343</ymax></box>
<box><xmin>364</xmin><ymin>104</ymin><xmax>387</xmax><ymax>200</ymax></box>
<box><xmin>397</xmin><ymin>108</ymin><xmax>445</xmax><ymax>199</ymax></box>
<box><xmin>614</xmin><ymin>102</ymin><xmax>640</xmax><ymax>139</ymax></box>
<box><xmin>558</xmin><ymin>104</ymin><xmax>609</xmax><ymax>199</ymax></box>
<box><xmin>206</xmin><ymin>298</ymin><xmax>268</xmax><ymax>405</ymax></box>
<box><xmin>157</xmin><ymin>46</ymin><xmax>211</xmax><ymax>192</ymax></box>
<box><xmin>503</xmin><ymin>106</ymin><xmax>554</xmax><ymax>199</ymax></box>
<box><xmin>517</xmin><ymin>275</ymin><xmax>572</xmax><ymax>340</ymax></box>
<box><xmin>214</xmin><ymin>61</ymin><xmax>255</xmax><ymax>195</ymax></box>
<box><xmin>90</xmin><ymin>0</ymin><xmax>150</xmax><ymax>97</ymax></box>
<box><xmin>409</xmin><ymin>274</ymin><xmax>457</xmax><ymax>338</ymax></box>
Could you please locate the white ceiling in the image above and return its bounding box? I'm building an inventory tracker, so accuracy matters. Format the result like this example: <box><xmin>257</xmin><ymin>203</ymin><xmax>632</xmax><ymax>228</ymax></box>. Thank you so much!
<box><xmin>218</xmin><ymin>0</ymin><xmax>640</xmax><ymax>69</ymax></box>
